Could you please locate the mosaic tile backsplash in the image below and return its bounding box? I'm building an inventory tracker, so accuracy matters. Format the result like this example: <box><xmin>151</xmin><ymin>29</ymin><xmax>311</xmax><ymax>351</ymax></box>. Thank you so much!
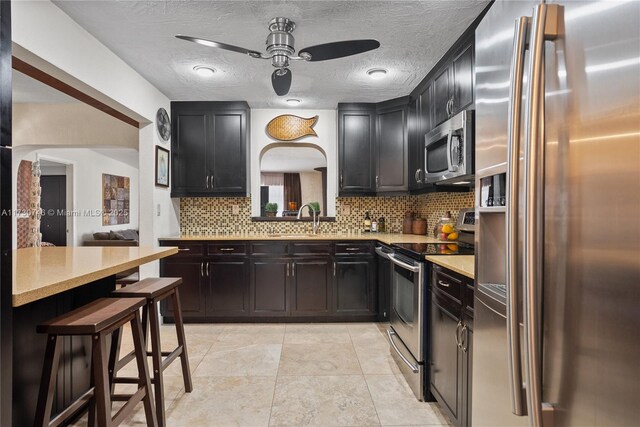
<box><xmin>179</xmin><ymin>191</ymin><xmax>475</xmax><ymax>236</ymax></box>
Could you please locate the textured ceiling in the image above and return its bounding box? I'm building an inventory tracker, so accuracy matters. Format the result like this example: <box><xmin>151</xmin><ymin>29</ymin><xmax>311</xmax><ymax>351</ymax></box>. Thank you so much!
<box><xmin>52</xmin><ymin>0</ymin><xmax>490</xmax><ymax>109</ymax></box>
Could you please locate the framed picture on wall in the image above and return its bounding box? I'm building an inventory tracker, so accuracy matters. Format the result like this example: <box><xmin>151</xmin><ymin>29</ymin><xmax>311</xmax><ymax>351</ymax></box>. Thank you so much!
<box><xmin>155</xmin><ymin>146</ymin><xmax>170</xmax><ymax>187</ymax></box>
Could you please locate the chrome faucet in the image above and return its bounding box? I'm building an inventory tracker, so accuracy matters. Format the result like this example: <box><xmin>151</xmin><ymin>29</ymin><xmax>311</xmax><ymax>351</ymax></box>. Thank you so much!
<box><xmin>297</xmin><ymin>203</ymin><xmax>320</xmax><ymax>234</ymax></box>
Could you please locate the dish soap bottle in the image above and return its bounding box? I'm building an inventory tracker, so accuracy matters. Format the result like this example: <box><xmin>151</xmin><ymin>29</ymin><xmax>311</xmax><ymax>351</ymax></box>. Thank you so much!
<box><xmin>364</xmin><ymin>212</ymin><xmax>372</xmax><ymax>232</ymax></box>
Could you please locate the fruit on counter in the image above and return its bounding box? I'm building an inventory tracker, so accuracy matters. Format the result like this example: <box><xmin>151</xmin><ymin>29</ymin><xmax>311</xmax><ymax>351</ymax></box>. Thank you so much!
<box><xmin>447</xmin><ymin>244</ymin><xmax>459</xmax><ymax>251</ymax></box>
<box><xmin>441</xmin><ymin>224</ymin><xmax>454</xmax><ymax>234</ymax></box>
<box><xmin>447</xmin><ymin>232</ymin><xmax>458</xmax><ymax>241</ymax></box>
<box><xmin>440</xmin><ymin>233</ymin><xmax>449</xmax><ymax>240</ymax></box>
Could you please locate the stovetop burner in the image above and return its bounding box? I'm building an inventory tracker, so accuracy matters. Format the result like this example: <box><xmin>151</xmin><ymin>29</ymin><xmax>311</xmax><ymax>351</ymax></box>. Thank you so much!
<box><xmin>392</xmin><ymin>242</ymin><xmax>475</xmax><ymax>259</ymax></box>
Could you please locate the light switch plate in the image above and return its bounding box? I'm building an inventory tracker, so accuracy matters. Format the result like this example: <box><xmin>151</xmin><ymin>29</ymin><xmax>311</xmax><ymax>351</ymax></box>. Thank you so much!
<box><xmin>342</xmin><ymin>204</ymin><xmax>351</xmax><ymax>216</ymax></box>
<box><xmin>232</xmin><ymin>205</ymin><xmax>240</xmax><ymax>215</ymax></box>
<box><xmin>156</xmin><ymin>203</ymin><xmax>161</xmax><ymax>216</ymax></box>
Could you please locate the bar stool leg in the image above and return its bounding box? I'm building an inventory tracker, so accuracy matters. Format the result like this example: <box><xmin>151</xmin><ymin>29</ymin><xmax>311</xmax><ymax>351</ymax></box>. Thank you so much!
<box><xmin>91</xmin><ymin>332</ymin><xmax>112</xmax><ymax>427</ymax></box>
<box><xmin>131</xmin><ymin>309</ymin><xmax>158</xmax><ymax>427</ymax></box>
<box><xmin>34</xmin><ymin>334</ymin><xmax>62</xmax><ymax>427</ymax></box>
<box><xmin>148</xmin><ymin>299</ymin><xmax>166</xmax><ymax>427</ymax></box>
<box><xmin>107</xmin><ymin>327</ymin><xmax>122</xmax><ymax>395</ymax></box>
<box><xmin>172</xmin><ymin>288</ymin><xmax>193</xmax><ymax>392</ymax></box>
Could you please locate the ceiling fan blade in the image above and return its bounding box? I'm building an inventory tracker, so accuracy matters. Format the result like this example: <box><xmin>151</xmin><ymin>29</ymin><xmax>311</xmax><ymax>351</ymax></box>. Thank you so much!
<box><xmin>175</xmin><ymin>35</ymin><xmax>262</xmax><ymax>57</ymax></box>
<box><xmin>272</xmin><ymin>69</ymin><xmax>292</xmax><ymax>96</ymax></box>
<box><xmin>299</xmin><ymin>39</ymin><xmax>380</xmax><ymax>61</ymax></box>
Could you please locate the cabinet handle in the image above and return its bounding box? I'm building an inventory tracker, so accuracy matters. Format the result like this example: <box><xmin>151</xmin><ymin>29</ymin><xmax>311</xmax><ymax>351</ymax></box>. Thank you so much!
<box><xmin>438</xmin><ymin>279</ymin><xmax>451</xmax><ymax>288</ymax></box>
<box><xmin>333</xmin><ymin>262</ymin><xmax>336</xmax><ymax>276</ymax></box>
<box><xmin>376</xmin><ymin>175</ymin><xmax>379</xmax><ymax>187</ymax></box>
<box><xmin>206</xmin><ymin>262</ymin><xmax>209</xmax><ymax>277</ymax></box>
<box><xmin>219</xmin><ymin>248</ymin><xmax>235</xmax><ymax>252</ymax></box>
<box><xmin>291</xmin><ymin>262</ymin><xmax>295</xmax><ymax>277</ymax></box>
<box><xmin>340</xmin><ymin>174</ymin><xmax>343</xmax><ymax>189</ymax></box>
<box><xmin>345</xmin><ymin>247</ymin><xmax>360</xmax><ymax>251</ymax></box>
<box><xmin>455</xmin><ymin>320</ymin><xmax>463</xmax><ymax>349</ymax></box>
<box><xmin>461</xmin><ymin>324</ymin><xmax>468</xmax><ymax>352</ymax></box>
<box><xmin>200</xmin><ymin>262</ymin><xmax>204</xmax><ymax>277</ymax></box>
<box><xmin>206</xmin><ymin>176</ymin><xmax>209</xmax><ymax>189</ymax></box>
<box><xmin>286</xmin><ymin>263</ymin><xmax>290</xmax><ymax>277</ymax></box>
<box><xmin>178</xmin><ymin>248</ymin><xmax>191</xmax><ymax>252</ymax></box>
<box><xmin>210</xmin><ymin>175</ymin><xmax>213</xmax><ymax>187</ymax></box>
<box><xmin>414</xmin><ymin>168</ymin><xmax>423</xmax><ymax>184</ymax></box>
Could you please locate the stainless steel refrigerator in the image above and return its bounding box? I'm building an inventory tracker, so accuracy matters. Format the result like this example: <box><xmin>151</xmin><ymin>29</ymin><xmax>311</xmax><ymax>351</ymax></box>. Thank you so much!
<box><xmin>473</xmin><ymin>1</ymin><xmax>640</xmax><ymax>426</ymax></box>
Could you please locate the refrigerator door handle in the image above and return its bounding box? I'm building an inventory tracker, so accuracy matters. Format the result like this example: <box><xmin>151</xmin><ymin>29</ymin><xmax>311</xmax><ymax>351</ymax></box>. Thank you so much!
<box><xmin>523</xmin><ymin>4</ymin><xmax>561</xmax><ymax>427</ymax></box>
<box><xmin>506</xmin><ymin>14</ymin><xmax>530</xmax><ymax>418</ymax></box>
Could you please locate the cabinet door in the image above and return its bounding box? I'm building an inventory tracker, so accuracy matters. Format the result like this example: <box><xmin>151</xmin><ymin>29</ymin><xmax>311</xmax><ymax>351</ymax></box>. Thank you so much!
<box><xmin>171</xmin><ymin>111</ymin><xmax>208</xmax><ymax>195</ymax></box>
<box><xmin>408</xmin><ymin>97</ymin><xmax>422</xmax><ymax>191</ymax></box>
<box><xmin>462</xmin><ymin>325</ymin><xmax>473</xmax><ymax>427</ymax></box>
<box><xmin>161</xmin><ymin>259</ymin><xmax>206</xmax><ymax>318</ymax></box>
<box><xmin>207</xmin><ymin>258</ymin><xmax>249</xmax><ymax>317</ymax></box>
<box><xmin>433</xmin><ymin>66</ymin><xmax>452</xmax><ymax>126</ymax></box>
<box><xmin>430</xmin><ymin>296</ymin><xmax>462</xmax><ymax>424</ymax></box>
<box><xmin>376</xmin><ymin>104</ymin><xmax>408</xmax><ymax>192</ymax></box>
<box><xmin>209</xmin><ymin>111</ymin><xmax>246</xmax><ymax>193</ymax></box>
<box><xmin>452</xmin><ymin>44</ymin><xmax>474</xmax><ymax>115</ymax></box>
<box><xmin>291</xmin><ymin>258</ymin><xmax>332</xmax><ymax>316</ymax></box>
<box><xmin>334</xmin><ymin>257</ymin><xmax>376</xmax><ymax>315</ymax></box>
<box><xmin>338</xmin><ymin>107</ymin><xmax>376</xmax><ymax>194</ymax></box>
<box><xmin>250</xmin><ymin>258</ymin><xmax>289</xmax><ymax>315</ymax></box>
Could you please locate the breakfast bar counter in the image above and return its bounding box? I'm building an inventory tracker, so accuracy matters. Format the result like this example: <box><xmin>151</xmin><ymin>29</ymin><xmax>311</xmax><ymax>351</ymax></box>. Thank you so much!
<box><xmin>8</xmin><ymin>246</ymin><xmax>177</xmax><ymax>425</ymax></box>
<box><xmin>13</xmin><ymin>246</ymin><xmax>178</xmax><ymax>306</ymax></box>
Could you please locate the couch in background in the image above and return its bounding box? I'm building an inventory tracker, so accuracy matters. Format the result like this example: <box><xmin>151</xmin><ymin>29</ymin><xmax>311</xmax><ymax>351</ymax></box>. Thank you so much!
<box><xmin>83</xmin><ymin>229</ymin><xmax>139</xmax><ymax>284</ymax></box>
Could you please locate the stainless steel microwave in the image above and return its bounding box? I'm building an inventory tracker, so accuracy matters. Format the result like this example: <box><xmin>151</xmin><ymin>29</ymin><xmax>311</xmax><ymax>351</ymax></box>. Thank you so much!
<box><xmin>424</xmin><ymin>110</ymin><xmax>474</xmax><ymax>185</ymax></box>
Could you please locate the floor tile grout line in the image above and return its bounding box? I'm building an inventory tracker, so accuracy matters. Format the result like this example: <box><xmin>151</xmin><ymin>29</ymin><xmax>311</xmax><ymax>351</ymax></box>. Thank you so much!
<box><xmin>268</xmin><ymin>323</ymin><xmax>286</xmax><ymax>427</ymax></box>
<box><xmin>347</xmin><ymin>325</ymin><xmax>382</xmax><ymax>427</ymax></box>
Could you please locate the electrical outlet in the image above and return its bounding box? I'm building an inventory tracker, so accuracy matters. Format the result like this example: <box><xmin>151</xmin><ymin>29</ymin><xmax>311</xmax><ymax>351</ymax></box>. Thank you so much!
<box><xmin>156</xmin><ymin>203</ymin><xmax>161</xmax><ymax>216</ymax></box>
<box><xmin>342</xmin><ymin>204</ymin><xmax>351</xmax><ymax>216</ymax></box>
<box><xmin>232</xmin><ymin>205</ymin><xmax>240</xmax><ymax>215</ymax></box>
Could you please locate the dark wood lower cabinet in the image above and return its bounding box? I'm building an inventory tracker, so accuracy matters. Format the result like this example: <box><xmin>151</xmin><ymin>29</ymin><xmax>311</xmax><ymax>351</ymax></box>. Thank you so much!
<box><xmin>208</xmin><ymin>258</ymin><xmax>249</xmax><ymax>317</ymax></box>
<box><xmin>160</xmin><ymin>258</ymin><xmax>207</xmax><ymax>319</ymax></box>
<box><xmin>159</xmin><ymin>240</ymin><xmax>378</xmax><ymax>322</ymax></box>
<box><xmin>429</xmin><ymin>264</ymin><xmax>474</xmax><ymax>427</ymax></box>
<box><xmin>291</xmin><ymin>258</ymin><xmax>332</xmax><ymax>316</ymax></box>
<box><xmin>334</xmin><ymin>257</ymin><xmax>376</xmax><ymax>316</ymax></box>
<box><xmin>251</xmin><ymin>258</ymin><xmax>289</xmax><ymax>316</ymax></box>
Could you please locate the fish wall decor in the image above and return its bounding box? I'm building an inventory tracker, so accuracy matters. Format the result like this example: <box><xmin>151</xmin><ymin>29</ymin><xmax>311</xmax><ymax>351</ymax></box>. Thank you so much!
<box><xmin>266</xmin><ymin>114</ymin><xmax>319</xmax><ymax>141</ymax></box>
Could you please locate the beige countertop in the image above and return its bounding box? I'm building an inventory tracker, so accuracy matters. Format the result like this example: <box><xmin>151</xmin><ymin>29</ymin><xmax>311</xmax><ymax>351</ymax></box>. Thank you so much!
<box><xmin>12</xmin><ymin>246</ymin><xmax>178</xmax><ymax>307</ymax></box>
<box><xmin>426</xmin><ymin>255</ymin><xmax>475</xmax><ymax>279</ymax></box>
<box><xmin>159</xmin><ymin>232</ymin><xmax>444</xmax><ymax>245</ymax></box>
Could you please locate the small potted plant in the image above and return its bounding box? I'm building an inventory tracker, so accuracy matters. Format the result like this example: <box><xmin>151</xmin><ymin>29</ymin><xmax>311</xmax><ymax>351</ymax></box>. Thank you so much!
<box><xmin>265</xmin><ymin>202</ymin><xmax>278</xmax><ymax>217</ymax></box>
<box><xmin>307</xmin><ymin>201</ymin><xmax>321</xmax><ymax>216</ymax></box>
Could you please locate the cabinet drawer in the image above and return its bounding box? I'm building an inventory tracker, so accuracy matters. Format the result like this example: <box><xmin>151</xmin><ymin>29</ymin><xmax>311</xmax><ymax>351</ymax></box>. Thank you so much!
<box><xmin>292</xmin><ymin>242</ymin><xmax>332</xmax><ymax>256</ymax></box>
<box><xmin>207</xmin><ymin>242</ymin><xmax>247</xmax><ymax>255</ymax></box>
<box><xmin>251</xmin><ymin>242</ymin><xmax>289</xmax><ymax>256</ymax></box>
<box><xmin>162</xmin><ymin>242</ymin><xmax>204</xmax><ymax>257</ymax></box>
<box><xmin>432</xmin><ymin>265</ymin><xmax>463</xmax><ymax>304</ymax></box>
<box><xmin>335</xmin><ymin>242</ymin><xmax>372</xmax><ymax>255</ymax></box>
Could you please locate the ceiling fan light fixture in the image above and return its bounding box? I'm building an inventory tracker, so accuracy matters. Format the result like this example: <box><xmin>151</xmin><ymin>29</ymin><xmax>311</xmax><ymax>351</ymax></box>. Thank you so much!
<box><xmin>367</xmin><ymin>68</ymin><xmax>388</xmax><ymax>80</ymax></box>
<box><xmin>286</xmin><ymin>98</ymin><xmax>301</xmax><ymax>106</ymax></box>
<box><xmin>193</xmin><ymin>65</ymin><xmax>216</xmax><ymax>77</ymax></box>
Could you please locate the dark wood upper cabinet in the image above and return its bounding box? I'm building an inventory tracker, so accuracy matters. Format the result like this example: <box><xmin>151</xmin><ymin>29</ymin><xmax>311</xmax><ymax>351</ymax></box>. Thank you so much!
<box><xmin>376</xmin><ymin>98</ymin><xmax>409</xmax><ymax>193</ymax></box>
<box><xmin>433</xmin><ymin>66</ymin><xmax>452</xmax><ymax>126</ymax></box>
<box><xmin>452</xmin><ymin>44</ymin><xmax>474</xmax><ymax>114</ymax></box>
<box><xmin>338</xmin><ymin>103</ymin><xmax>376</xmax><ymax>195</ymax></box>
<box><xmin>171</xmin><ymin>101</ymin><xmax>248</xmax><ymax>197</ymax></box>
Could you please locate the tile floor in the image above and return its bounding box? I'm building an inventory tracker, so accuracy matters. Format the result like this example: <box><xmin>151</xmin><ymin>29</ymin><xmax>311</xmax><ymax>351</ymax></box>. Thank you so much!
<box><xmin>72</xmin><ymin>322</ymin><xmax>452</xmax><ymax>427</ymax></box>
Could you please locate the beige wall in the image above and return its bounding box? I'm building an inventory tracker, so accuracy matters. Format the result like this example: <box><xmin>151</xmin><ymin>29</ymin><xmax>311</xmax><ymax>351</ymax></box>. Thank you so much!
<box><xmin>13</xmin><ymin>103</ymin><xmax>138</xmax><ymax>149</ymax></box>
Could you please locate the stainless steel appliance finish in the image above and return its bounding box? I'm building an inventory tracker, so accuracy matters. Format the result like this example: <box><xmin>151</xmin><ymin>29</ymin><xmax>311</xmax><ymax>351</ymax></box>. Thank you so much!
<box><xmin>474</xmin><ymin>1</ymin><xmax>640</xmax><ymax>426</ymax></box>
<box><xmin>388</xmin><ymin>251</ymin><xmax>426</xmax><ymax>401</ymax></box>
<box><xmin>424</xmin><ymin>110</ymin><xmax>474</xmax><ymax>184</ymax></box>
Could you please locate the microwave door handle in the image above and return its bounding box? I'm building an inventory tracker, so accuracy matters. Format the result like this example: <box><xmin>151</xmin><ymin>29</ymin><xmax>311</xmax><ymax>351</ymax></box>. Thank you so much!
<box><xmin>506</xmin><ymin>14</ymin><xmax>529</xmax><ymax>418</ymax></box>
<box><xmin>387</xmin><ymin>253</ymin><xmax>420</xmax><ymax>273</ymax></box>
<box><xmin>446</xmin><ymin>130</ymin><xmax>457</xmax><ymax>172</ymax></box>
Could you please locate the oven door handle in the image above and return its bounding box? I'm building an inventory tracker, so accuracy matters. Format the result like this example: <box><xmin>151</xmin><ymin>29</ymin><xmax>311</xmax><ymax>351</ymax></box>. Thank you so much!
<box><xmin>387</xmin><ymin>253</ymin><xmax>420</xmax><ymax>272</ymax></box>
<box><xmin>387</xmin><ymin>329</ymin><xmax>419</xmax><ymax>373</ymax></box>
<box><xmin>375</xmin><ymin>246</ymin><xmax>392</xmax><ymax>259</ymax></box>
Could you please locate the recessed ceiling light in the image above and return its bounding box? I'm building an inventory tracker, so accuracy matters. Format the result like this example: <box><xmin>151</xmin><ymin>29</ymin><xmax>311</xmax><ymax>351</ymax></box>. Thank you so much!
<box><xmin>367</xmin><ymin>68</ymin><xmax>388</xmax><ymax>80</ymax></box>
<box><xmin>452</xmin><ymin>181</ymin><xmax>471</xmax><ymax>185</ymax></box>
<box><xmin>286</xmin><ymin>98</ymin><xmax>301</xmax><ymax>106</ymax></box>
<box><xmin>193</xmin><ymin>65</ymin><xmax>216</xmax><ymax>77</ymax></box>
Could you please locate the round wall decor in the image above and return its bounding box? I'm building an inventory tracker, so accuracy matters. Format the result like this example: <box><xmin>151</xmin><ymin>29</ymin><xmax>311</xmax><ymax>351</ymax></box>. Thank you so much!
<box><xmin>156</xmin><ymin>108</ymin><xmax>171</xmax><ymax>142</ymax></box>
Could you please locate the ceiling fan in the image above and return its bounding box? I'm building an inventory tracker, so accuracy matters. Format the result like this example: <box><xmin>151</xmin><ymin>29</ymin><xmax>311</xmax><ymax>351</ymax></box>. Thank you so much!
<box><xmin>176</xmin><ymin>17</ymin><xmax>380</xmax><ymax>96</ymax></box>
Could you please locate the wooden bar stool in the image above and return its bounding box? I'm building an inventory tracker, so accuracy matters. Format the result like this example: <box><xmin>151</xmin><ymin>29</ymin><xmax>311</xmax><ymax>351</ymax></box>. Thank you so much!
<box><xmin>34</xmin><ymin>297</ymin><xmax>157</xmax><ymax>427</ymax></box>
<box><xmin>110</xmin><ymin>277</ymin><xmax>192</xmax><ymax>427</ymax></box>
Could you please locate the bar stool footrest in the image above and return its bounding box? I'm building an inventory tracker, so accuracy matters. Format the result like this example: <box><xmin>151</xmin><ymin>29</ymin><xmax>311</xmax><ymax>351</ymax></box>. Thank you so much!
<box><xmin>161</xmin><ymin>346</ymin><xmax>183</xmax><ymax>370</ymax></box>
<box><xmin>48</xmin><ymin>388</ymin><xmax>95</xmax><ymax>427</ymax></box>
<box><xmin>112</xmin><ymin>387</ymin><xmax>147</xmax><ymax>426</ymax></box>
